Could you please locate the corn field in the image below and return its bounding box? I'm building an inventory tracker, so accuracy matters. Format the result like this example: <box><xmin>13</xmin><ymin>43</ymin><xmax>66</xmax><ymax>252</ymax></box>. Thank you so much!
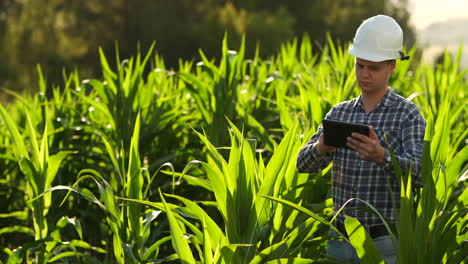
<box><xmin>0</xmin><ymin>36</ymin><xmax>467</xmax><ymax>264</ymax></box>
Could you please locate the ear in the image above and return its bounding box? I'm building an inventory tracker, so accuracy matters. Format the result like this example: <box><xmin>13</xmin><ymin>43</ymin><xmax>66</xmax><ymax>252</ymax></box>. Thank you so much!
<box><xmin>389</xmin><ymin>60</ymin><xmax>396</xmax><ymax>72</ymax></box>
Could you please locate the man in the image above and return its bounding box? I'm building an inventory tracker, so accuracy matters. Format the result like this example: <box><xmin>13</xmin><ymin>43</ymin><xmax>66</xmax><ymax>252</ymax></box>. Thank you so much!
<box><xmin>296</xmin><ymin>15</ymin><xmax>426</xmax><ymax>264</ymax></box>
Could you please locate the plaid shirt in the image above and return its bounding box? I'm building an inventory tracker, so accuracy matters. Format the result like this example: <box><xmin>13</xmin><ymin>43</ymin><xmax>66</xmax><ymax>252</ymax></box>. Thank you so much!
<box><xmin>296</xmin><ymin>88</ymin><xmax>426</xmax><ymax>228</ymax></box>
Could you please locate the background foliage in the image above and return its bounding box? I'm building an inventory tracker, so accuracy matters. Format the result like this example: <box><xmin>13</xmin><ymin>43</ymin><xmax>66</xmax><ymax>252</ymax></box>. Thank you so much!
<box><xmin>0</xmin><ymin>0</ymin><xmax>415</xmax><ymax>98</ymax></box>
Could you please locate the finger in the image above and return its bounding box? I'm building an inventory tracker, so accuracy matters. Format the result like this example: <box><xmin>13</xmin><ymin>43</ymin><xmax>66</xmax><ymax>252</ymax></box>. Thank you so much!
<box><xmin>347</xmin><ymin>136</ymin><xmax>359</xmax><ymax>148</ymax></box>
<box><xmin>348</xmin><ymin>136</ymin><xmax>375</xmax><ymax>155</ymax></box>
<box><xmin>319</xmin><ymin>133</ymin><xmax>324</xmax><ymax>141</ymax></box>
<box><xmin>347</xmin><ymin>136</ymin><xmax>366</xmax><ymax>147</ymax></box>
<box><xmin>369</xmin><ymin>126</ymin><xmax>379</xmax><ymax>140</ymax></box>
<box><xmin>351</xmin><ymin>132</ymin><xmax>371</xmax><ymax>142</ymax></box>
<box><xmin>347</xmin><ymin>137</ymin><xmax>364</xmax><ymax>152</ymax></box>
<box><xmin>346</xmin><ymin>141</ymin><xmax>356</xmax><ymax>150</ymax></box>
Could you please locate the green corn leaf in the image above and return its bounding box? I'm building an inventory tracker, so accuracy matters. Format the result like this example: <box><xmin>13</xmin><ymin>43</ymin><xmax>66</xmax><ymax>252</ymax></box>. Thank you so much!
<box><xmin>344</xmin><ymin>216</ymin><xmax>384</xmax><ymax>264</ymax></box>
<box><xmin>100</xmin><ymin>133</ymin><xmax>123</xmax><ymax>182</ymax></box>
<box><xmin>73</xmin><ymin>169</ymin><xmax>121</xmax><ymax>221</ymax></box>
<box><xmin>99</xmin><ymin>47</ymin><xmax>117</xmax><ymax>81</ymax></box>
<box><xmin>5</xmin><ymin>248</ymin><xmax>23</xmax><ymax>264</ymax></box>
<box><xmin>73</xmin><ymin>89</ymin><xmax>115</xmax><ymax>127</ymax></box>
<box><xmin>25</xmin><ymin>110</ymin><xmax>40</xmax><ymax>170</ymax></box>
<box><xmin>113</xmin><ymin>234</ymin><xmax>125</xmax><ymax>264</ymax></box>
<box><xmin>123</xmin><ymin>242</ymin><xmax>139</xmax><ymax>264</ymax></box>
<box><xmin>140</xmin><ymin>210</ymin><xmax>162</xmax><ymax>250</ymax></box>
<box><xmin>398</xmin><ymin>165</ymin><xmax>416</xmax><ymax>264</ymax></box>
<box><xmin>256</xmin><ymin>123</ymin><xmax>300</xmax><ymax>230</ymax></box>
<box><xmin>249</xmin><ymin>241</ymin><xmax>288</xmax><ymax>264</ymax></box>
<box><xmin>47</xmin><ymin>251</ymin><xmax>76</xmax><ymax>263</ymax></box>
<box><xmin>175</xmin><ymin>173</ymin><xmax>212</xmax><ymax>192</ymax></box>
<box><xmin>19</xmin><ymin>158</ymin><xmax>39</xmax><ymax>197</ymax></box>
<box><xmin>165</xmin><ymin>193</ymin><xmax>228</xmax><ymax>247</ymax></box>
<box><xmin>0</xmin><ymin>104</ymin><xmax>29</xmax><ymax>159</ymax></box>
<box><xmin>96</xmin><ymin>179</ymin><xmax>121</xmax><ymax>226</ymax></box>
<box><xmin>143</xmin><ymin>236</ymin><xmax>171</xmax><ymax>261</ymax></box>
<box><xmin>258</xmin><ymin>194</ymin><xmax>345</xmax><ymax>240</ymax></box>
<box><xmin>446</xmin><ymin>145</ymin><xmax>467</xmax><ymax>186</ymax></box>
<box><xmin>215</xmin><ymin>243</ymin><xmax>253</xmax><ymax>264</ymax></box>
<box><xmin>332</xmin><ymin>198</ymin><xmax>396</xmax><ymax>242</ymax></box>
<box><xmin>0</xmin><ymin>211</ymin><xmax>28</xmax><ymax>220</ymax></box>
<box><xmin>173</xmin><ymin>207</ymin><xmax>204</xmax><ymax>245</ymax></box>
<box><xmin>446</xmin><ymin>246</ymin><xmax>468</xmax><ymax>264</ymax></box>
<box><xmin>126</xmin><ymin>112</ymin><xmax>143</xmax><ymax>242</ymax></box>
<box><xmin>192</xmin><ymin>134</ymin><xmax>229</xmax><ymax>220</ymax></box>
<box><xmin>56</xmin><ymin>216</ymin><xmax>83</xmax><ymax>240</ymax></box>
<box><xmin>203</xmin><ymin>216</ymin><xmax>213</xmax><ymax>264</ymax></box>
<box><xmin>178</xmin><ymin>72</ymin><xmax>212</xmax><ymax>123</ymax></box>
<box><xmin>45</xmin><ymin>151</ymin><xmax>72</xmax><ymax>191</ymax></box>
<box><xmin>264</xmin><ymin>258</ymin><xmax>315</xmax><ymax>264</ymax></box>
<box><xmin>172</xmin><ymin>160</ymin><xmax>200</xmax><ymax>194</ymax></box>
<box><xmin>68</xmin><ymin>239</ymin><xmax>107</xmax><ymax>254</ymax></box>
<box><xmin>159</xmin><ymin>189</ymin><xmax>196</xmax><ymax>264</ymax></box>
<box><xmin>0</xmin><ymin>226</ymin><xmax>34</xmax><ymax>236</ymax></box>
<box><xmin>258</xmin><ymin>216</ymin><xmax>321</xmax><ymax>262</ymax></box>
<box><xmin>145</xmin><ymin>162</ymin><xmax>176</xmax><ymax>197</ymax></box>
<box><xmin>38</xmin><ymin>122</ymin><xmax>49</xmax><ymax>174</ymax></box>
<box><xmin>31</xmin><ymin>185</ymin><xmax>105</xmax><ymax>210</ymax></box>
<box><xmin>282</xmin><ymin>217</ymin><xmax>322</xmax><ymax>255</ymax></box>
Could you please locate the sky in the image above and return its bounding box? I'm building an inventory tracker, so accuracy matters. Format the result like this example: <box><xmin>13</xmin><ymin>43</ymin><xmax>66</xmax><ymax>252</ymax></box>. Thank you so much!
<box><xmin>409</xmin><ymin>0</ymin><xmax>468</xmax><ymax>30</ymax></box>
<box><xmin>408</xmin><ymin>0</ymin><xmax>468</xmax><ymax>67</ymax></box>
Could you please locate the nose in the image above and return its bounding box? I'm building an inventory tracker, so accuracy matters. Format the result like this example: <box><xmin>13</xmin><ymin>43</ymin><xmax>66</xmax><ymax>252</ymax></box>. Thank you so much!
<box><xmin>359</xmin><ymin>68</ymin><xmax>371</xmax><ymax>80</ymax></box>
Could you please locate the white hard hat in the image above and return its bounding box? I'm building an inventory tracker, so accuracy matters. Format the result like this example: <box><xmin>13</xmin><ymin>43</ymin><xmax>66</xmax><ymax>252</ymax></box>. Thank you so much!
<box><xmin>348</xmin><ymin>15</ymin><xmax>410</xmax><ymax>62</ymax></box>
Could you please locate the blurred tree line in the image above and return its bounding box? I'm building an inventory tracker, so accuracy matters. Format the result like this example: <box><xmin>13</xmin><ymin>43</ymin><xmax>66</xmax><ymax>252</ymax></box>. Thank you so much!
<box><xmin>0</xmin><ymin>0</ymin><xmax>415</xmax><ymax>98</ymax></box>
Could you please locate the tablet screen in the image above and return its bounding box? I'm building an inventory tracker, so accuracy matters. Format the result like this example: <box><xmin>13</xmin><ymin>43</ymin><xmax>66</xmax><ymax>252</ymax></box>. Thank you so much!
<box><xmin>322</xmin><ymin>119</ymin><xmax>370</xmax><ymax>148</ymax></box>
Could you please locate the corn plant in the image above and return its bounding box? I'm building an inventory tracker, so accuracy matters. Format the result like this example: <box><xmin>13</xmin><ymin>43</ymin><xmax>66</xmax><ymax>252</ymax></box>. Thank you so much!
<box><xmin>120</xmin><ymin>121</ymin><xmax>346</xmax><ymax>263</ymax></box>
<box><xmin>36</xmin><ymin>113</ymin><xmax>180</xmax><ymax>263</ymax></box>
<box><xmin>275</xmin><ymin>35</ymin><xmax>358</xmax><ymax>133</ymax></box>
<box><xmin>394</xmin><ymin>103</ymin><xmax>468</xmax><ymax>264</ymax></box>
<box><xmin>0</xmin><ymin>101</ymin><xmax>103</xmax><ymax>263</ymax></box>
<box><xmin>409</xmin><ymin>47</ymin><xmax>467</xmax><ymax>158</ymax></box>
<box><xmin>179</xmin><ymin>36</ymin><xmax>278</xmax><ymax>150</ymax></box>
<box><xmin>261</xmin><ymin>141</ymin><xmax>467</xmax><ymax>264</ymax></box>
<box><xmin>70</xmin><ymin>43</ymin><xmax>193</xmax><ymax>189</ymax></box>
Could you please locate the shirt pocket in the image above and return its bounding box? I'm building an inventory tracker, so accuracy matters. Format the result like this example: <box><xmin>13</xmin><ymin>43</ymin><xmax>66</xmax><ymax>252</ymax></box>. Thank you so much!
<box><xmin>377</xmin><ymin>129</ymin><xmax>400</xmax><ymax>153</ymax></box>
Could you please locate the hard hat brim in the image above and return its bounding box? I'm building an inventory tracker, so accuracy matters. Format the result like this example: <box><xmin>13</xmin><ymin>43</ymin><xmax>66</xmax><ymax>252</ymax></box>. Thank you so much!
<box><xmin>348</xmin><ymin>44</ymin><xmax>399</xmax><ymax>62</ymax></box>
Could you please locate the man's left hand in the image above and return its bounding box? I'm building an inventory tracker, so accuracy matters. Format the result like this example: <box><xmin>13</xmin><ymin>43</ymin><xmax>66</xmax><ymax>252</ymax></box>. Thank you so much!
<box><xmin>346</xmin><ymin>126</ymin><xmax>385</xmax><ymax>165</ymax></box>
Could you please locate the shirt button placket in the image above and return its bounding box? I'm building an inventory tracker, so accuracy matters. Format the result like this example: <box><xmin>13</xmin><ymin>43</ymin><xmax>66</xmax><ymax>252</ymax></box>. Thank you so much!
<box><xmin>355</xmin><ymin>161</ymin><xmax>361</xmax><ymax>192</ymax></box>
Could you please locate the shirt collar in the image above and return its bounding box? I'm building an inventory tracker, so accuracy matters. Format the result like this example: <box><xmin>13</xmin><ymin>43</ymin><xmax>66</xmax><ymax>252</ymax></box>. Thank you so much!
<box><xmin>352</xmin><ymin>87</ymin><xmax>397</xmax><ymax>109</ymax></box>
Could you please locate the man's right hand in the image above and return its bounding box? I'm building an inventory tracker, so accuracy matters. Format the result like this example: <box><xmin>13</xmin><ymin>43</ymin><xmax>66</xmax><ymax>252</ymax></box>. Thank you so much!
<box><xmin>314</xmin><ymin>133</ymin><xmax>337</xmax><ymax>155</ymax></box>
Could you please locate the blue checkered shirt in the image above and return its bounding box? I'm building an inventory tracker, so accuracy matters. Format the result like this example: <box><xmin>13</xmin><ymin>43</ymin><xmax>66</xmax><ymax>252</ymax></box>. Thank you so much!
<box><xmin>296</xmin><ymin>88</ymin><xmax>426</xmax><ymax>228</ymax></box>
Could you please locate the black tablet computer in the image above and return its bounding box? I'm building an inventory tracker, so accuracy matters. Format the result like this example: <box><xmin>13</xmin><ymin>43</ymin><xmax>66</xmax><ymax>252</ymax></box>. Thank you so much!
<box><xmin>322</xmin><ymin>119</ymin><xmax>370</xmax><ymax>148</ymax></box>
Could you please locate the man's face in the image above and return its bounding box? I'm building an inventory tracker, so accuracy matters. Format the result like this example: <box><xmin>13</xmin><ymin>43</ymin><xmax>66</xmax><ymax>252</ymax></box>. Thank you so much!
<box><xmin>354</xmin><ymin>58</ymin><xmax>395</xmax><ymax>94</ymax></box>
